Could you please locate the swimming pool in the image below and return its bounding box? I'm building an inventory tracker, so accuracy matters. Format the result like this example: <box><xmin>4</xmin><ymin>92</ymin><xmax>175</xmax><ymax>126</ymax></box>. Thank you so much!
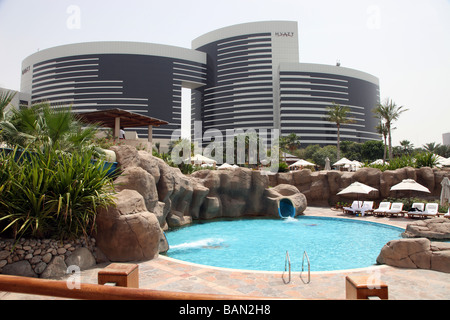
<box><xmin>163</xmin><ymin>216</ymin><xmax>404</xmax><ymax>272</ymax></box>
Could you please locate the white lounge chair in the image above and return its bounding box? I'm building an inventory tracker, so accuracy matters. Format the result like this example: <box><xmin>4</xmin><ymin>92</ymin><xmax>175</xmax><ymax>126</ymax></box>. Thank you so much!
<box><xmin>386</xmin><ymin>202</ymin><xmax>405</xmax><ymax>217</ymax></box>
<box><xmin>444</xmin><ymin>209</ymin><xmax>450</xmax><ymax>219</ymax></box>
<box><xmin>373</xmin><ymin>202</ymin><xmax>391</xmax><ymax>216</ymax></box>
<box><xmin>343</xmin><ymin>201</ymin><xmax>363</xmax><ymax>214</ymax></box>
<box><xmin>420</xmin><ymin>203</ymin><xmax>439</xmax><ymax>218</ymax></box>
<box><xmin>406</xmin><ymin>202</ymin><xmax>425</xmax><ymax>218</ymax></box>
<box><xmin>406</xmin><ymin>203</ymin><xmax>425</xmax><ymax>218</ymax></box>
<box><xmin>354</xmin><ymin>201</ymin><xmax>374</xmax><ymax>216</ymax></box>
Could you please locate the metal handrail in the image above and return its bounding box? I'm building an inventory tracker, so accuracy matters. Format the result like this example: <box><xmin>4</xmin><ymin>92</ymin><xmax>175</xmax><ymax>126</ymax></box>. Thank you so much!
<box><xmin>300</xmin><ymin>251</ymin><xmax>311</xmax><ymax>284</ymax></box>
<box><xmin>282</xmin><ymin>251</ymin><xmax>291</xmax><ymax>284</ymax></box>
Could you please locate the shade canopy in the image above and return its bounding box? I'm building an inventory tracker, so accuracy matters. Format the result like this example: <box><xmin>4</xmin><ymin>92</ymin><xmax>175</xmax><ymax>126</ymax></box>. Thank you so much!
<box><xmin>337</xmin><ymin>182</ymin><xmax>378</xmax><ymax>196</ymax></box>
<box><xmin>77</xmin><ymin>108</ymin><xmax>168</xmax><ymax>128</ymax></box>
<box><xmin>333</xmin><ymin>157</ymin><xmax>352</xmax><ymax>166</ymax></box>
<box><xmin>390</xmin><ymin>179</ymin><xmax>430</xmax><ymax>193</ymax></box>
<box><xmin>189</xmin><ymin>154</ymin><xmax>217</xmax><ymax>164</ymax></box>
<box><xmin>217</xmin><ymin>163</ymin><xmax>238</xmax><ymax>170</ymax></box>
<box><xmin>289</xmin><ymin>159</ymin><xmax>315</xmax><ymax>168</ymax></box>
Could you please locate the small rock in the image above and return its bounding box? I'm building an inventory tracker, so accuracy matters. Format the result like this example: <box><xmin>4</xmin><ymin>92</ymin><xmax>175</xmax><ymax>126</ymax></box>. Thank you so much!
<box><xmin>0</xmin><ymin>260</ymin><xmax>7</xmax><ymax>268</ymax></box>
<box><xmin>34</xmin><ymin>262</ymin><xmax>47</xmax><ymax>275</ymax></box>
<box><xmin>57</xmin><ymin>248</ymin><xmax>67</xmax><ymax>255</ymax></box>
<box><xmin>42</xmin><ymin>252</ymin><xmax>53</xmax><ymax>263</ymax></box>
<box><xmin>0</xmin><ymin>250</ymin><xmax>10</xmax><ymax>260</ymax></box>
<box><xmin>30</xmin><ymin>255</ymin><xmax>42</xmax><ymax>265</ymax></box>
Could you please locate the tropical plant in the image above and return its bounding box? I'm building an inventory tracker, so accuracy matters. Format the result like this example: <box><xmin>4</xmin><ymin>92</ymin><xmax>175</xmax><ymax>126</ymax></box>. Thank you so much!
<box><xmin>280</xmin><ymin>133</ymin><xmax>301</xmax><ymax>154</ymax></box>
<box><xmin>422</xmin><ymin>142</ymin><xmax>441</xmax><ymax>153</ymax></box>
<box><xmin>414</xmin><ymin>152</ymin><xmax>438</xmax><ymax>168</ymax></box>
<box><xmin>325</xmin><ymin>102</ymin><xmax>354</xmax><ymax>159</ymax></box>
<box><xmin>0</xmin><ymin>102</ymin><xmax>101</xmax><ymax>156</ymax></box>
<box><xmin>375</xmin><ymin>122</ymin><xmax>389</xmax><ymax>164</ymax></box>
<box><xmin>0</xmin><ymin>147</ymin><xmax>116</xmax><ymax>242</ymax></box>
<box><xmin>399</xmin><ymin>140</ymin><xmax>414</xmax><ymax>155</ymax></box>
<box><xmin>0</xmin><ymin>90</ymin><xmax>16</xmax><ymax>121</ymax></box>
<box><xmin>373</xmin><ymin>98</ymin><xmax>408</xmax><ymax>160</ymax></box>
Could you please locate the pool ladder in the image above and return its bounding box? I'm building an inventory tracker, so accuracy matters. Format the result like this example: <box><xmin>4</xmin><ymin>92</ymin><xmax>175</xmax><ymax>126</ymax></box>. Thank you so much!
<box><xmin>282</xmin><ymin>250</ymin><xmax>310</xmax><ymax>284</ymax></box>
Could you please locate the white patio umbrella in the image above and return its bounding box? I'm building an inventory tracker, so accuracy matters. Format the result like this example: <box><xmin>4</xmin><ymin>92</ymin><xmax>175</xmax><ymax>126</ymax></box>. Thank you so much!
<box><xmin>440</xmin><ymin>177</ymin><xmax>450</xmax><ymax>206</ymax></box>
<box><xmin>324</xmin><ymin>157</ymin><xmax>331</xmax><ymax>171</ymax></box>
<box><xmin>337</xmin><ymin>182</ymin><xmax>378</xmax><ymax>196</ymax></box>
<box><xmin>333</xmin><ymin>157</ymin><xmax>352</xmax><ymax>167</ymax></box>
<box><xmin>337</xmin><ymin>182</ymin><xmax>378</xmax><ymax>207</ymax></box>
<box><xmin>371</xmin><ymin>159</ymin><xmax>389</xmax><ymax>165</ymax></box>
<box><xmin>390</xmin><ymin>179</ymin><xmax>430</xmax><ymax>194</ymax></box>
<box><xmin>190</xmin><ymin>154</ymin><xmax>216</xmax><ymax>164</ymax></box>
<box><xmin>288</xmin><ymin>159</ymin><xmax>315</xmax><ymax>168</ymax></box>
<box><xmin>217</xmin><ymin>163</ymin><xmax>236</xmax><ymax>170</ymax></box>
<box><xmin>439</xmin><ymin>157</ymin><xmax>450</xmax><ymax>167</ymax></box>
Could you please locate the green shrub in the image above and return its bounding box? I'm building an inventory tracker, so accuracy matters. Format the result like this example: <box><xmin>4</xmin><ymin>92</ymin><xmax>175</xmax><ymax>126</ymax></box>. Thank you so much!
<box><xmin>414</xmin><ymin>152</ymin><xmax>438</xmax><ymax>168</ymax></box>
<box><xmin>0</xmin><ymin>147</ymin><xmax>115</xmax><ymax>242</ymax></box>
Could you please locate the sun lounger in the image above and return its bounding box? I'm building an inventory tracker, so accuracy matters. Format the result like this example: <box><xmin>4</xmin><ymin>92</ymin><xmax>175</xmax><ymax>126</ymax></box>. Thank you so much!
<box><xmin>420</xmin><ymin>203</ymin><xmax>439</xmax><ymax>218</ymax></box>
<box><xmin>353</xmin><ymin>201</ymin><xmax>374</xmax><ymax>216</ymax></box>
<box><xmin>373</xmin><ymin>202</ymin><xmax>391</xmax><ymax>216</ymax></box>
<box><xmin>405</xmin><ymin>203</ymin><xmax>425</xmax><ymax>218</ymax></box>
<box><xmin>343</xmin><ymin>201</ymin><xmax>363</xmax><ymax>214</ymax></box>
<box><xmin>386</xmin><ymin>202</ymin><xmax>405</xmax><ymax>217</ymax></box>
<box><xmin>444</xmin><ymin>209</ymin><xmax>450</xmax><ymax>219</ymax></box>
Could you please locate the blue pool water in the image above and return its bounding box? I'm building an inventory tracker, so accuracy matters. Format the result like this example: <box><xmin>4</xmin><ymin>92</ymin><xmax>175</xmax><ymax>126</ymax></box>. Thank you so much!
<box><xmin>163</xmin><ymin>216</ymin><xmax>403</xmax><ymax>272</ymax></box>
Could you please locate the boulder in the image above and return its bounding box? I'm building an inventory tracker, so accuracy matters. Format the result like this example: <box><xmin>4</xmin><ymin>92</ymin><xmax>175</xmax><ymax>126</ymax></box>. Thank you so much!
<box><xmin>40</xmin><ymin>256</ymin><xmax>67</xmax><ymax>279</ymax></box>
<box><xmin>376</xmin><ymin>238</ymin><xmax>432</xmax><ymax>269</ymax></box>
<box><xmin>377</xmin><ymin>238</ymin><xmax>450</xmax><ymax>273</ymax></box>
<box><xmin>114</xmin><ymin>166</ymin><xmax>159</xmax><ymax>213</ymax></box>
<box><xmin>65</xmin><ymin>247</ymin><xmax>97</xmax><ymax>270</ymax></box>
<box><xmin>2</xmin><ymin>260</ymin><xmax>37</xmax><ymax>278</ymax></box>
<box><xmin>402</xmin><ymin>218</ymin><xmax>450</xmax><ymax>240</ymax></box>
<box><xmin>95</xmin><ymin>189</ymin><xmax>162</xmax><ymax>262</ymax></box>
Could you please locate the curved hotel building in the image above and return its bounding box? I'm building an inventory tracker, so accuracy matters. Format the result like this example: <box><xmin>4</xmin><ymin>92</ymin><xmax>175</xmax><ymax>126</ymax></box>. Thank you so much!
<box><xmin>21</xmin><ymin>42</ymin><xmax>207</xmax><ymax>140</ymax></box>
<box><xmin>20</xmin><ymin>21</ymin><xmax>380</xmax><ymax>146</ymax></box>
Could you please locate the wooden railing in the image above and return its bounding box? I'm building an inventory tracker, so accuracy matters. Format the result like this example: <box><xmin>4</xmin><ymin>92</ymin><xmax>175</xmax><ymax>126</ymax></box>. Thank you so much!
<box><xmin>0</xmin><ymin>274</ymin><xmax>273</xmax><ymax>300</ymax></box>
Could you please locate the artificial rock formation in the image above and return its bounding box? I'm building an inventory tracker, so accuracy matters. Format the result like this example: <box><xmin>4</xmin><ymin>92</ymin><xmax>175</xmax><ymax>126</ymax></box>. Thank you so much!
<box><xmin>402</xmin><ymin>218</ymin><xmax>450</xmax><ymax>240</ymax></box>
<box><xmin>95</xmin><ymin>146</ymin><xmax>450</xmax><ymax>262</ymax></box>
<box><xmin>376</xmin><ymin>238</ymin><xmax>450</xmax><ymax>273</ymax></box>
<box><xmin>94</xmin><ymin>146</ymin><xmax>307</xmax><ymax>262</ymax></box>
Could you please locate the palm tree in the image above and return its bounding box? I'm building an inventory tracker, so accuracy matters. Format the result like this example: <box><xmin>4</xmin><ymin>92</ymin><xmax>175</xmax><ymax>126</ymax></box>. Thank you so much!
<box><xmin>376</xmin><ymin>122</ymin><xmax>389</xmax><ymax>164</ymax></box>
<box><xmin>325</xmin><ymin>102</ymin><xmax>354</xmax><ymax>159</ymax></box>
<box><xmin>373</xmin><ymin>98</ymin><xmax>408</xmax><ymax>160</ymax></box>
<box><xmin>280</xmin><ymin>132</ymin><xmax>301</xmax><ymax>153</ymax></box>
<box><xmin>423</xmin><ymin>142</ymin><xmax>441</xmax><ymax>153</ymax></box>
<box><xmin>399</xmin><ymin>140</ymin><xmax>414</xmax><ymax>155</ymax></box>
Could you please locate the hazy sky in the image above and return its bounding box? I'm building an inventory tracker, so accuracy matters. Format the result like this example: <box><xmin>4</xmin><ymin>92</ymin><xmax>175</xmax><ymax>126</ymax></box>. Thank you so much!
<box><xmin>0</xmin><ymin>0</ymin><xmax>449</xmax><ymax>147</ymax></box>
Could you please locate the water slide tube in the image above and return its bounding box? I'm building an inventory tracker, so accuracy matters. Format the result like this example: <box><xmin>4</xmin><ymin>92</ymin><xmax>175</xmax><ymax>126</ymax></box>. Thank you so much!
<box><xmin>278</xmin><ymin>198</ymin><xmax>296</xmax><ymax>219</ymax></box>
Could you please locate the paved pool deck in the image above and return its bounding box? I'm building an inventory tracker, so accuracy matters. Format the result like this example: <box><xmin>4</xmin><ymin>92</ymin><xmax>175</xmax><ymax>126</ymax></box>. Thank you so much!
<box><xmin>1</xmin><ymin>207</ymin><xmax>449</xmax><ymax>300</ymax></box>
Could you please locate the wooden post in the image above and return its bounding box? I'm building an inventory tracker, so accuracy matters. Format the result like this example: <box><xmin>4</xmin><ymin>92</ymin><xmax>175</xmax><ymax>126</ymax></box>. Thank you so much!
<box><xmin>114</xmin><ymin>117</ymin><xmax>121</xmax><ymax>140</ymax></box>
<box><xmin>147</xmin><ymin>125</ymin><xmax>153</xmax><ymax>143</ymax></box>
<box><xmin>98</xmin><ymin>263</ymin><xmax>139</xmax><ymax>288</ymax></box>
<box><xmin>345</xmin><ymin>275</ymin><xmax>388</xmax><ymax>300</ymax></box>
